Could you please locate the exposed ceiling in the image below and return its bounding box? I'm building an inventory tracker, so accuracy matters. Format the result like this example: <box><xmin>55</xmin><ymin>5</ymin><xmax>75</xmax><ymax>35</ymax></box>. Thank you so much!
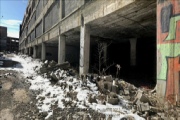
<box><xmin>62</xmin><ymin>0</ymin><xmax>156</xmax><ymax>45</ymax></box>
<box><xmin>89</xmin><ymin>0</ymin><xmax>156</xmax><ymax>40</ymax></box>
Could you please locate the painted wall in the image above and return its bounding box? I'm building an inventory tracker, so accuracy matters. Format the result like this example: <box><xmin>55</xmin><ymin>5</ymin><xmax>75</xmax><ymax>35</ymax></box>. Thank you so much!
<box><xmin>157</xmin><ymin>0</ymin><xmax>180</xmax><ymax>103</ymax></box>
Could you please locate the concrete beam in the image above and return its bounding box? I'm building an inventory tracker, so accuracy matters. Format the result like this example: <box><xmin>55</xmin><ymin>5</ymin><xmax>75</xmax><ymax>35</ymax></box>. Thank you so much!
<box><xmin>79</xmin><ymin>24</ymin><xmax>90</xmax><ymax>74</ymax></box>
<box><xmin>41</xmin><ymin>42</ymin><xmax>46</xmax><ymax>60</ymax></box>
<box><xmin>58</xmin><ymin>35</ymin><xmax>66</xmax><ymax>64</ymax></box>
<box><xmin>130</xmin><ymin>38</ymin><xmax>137</xmax><ymax>66</ymax></box>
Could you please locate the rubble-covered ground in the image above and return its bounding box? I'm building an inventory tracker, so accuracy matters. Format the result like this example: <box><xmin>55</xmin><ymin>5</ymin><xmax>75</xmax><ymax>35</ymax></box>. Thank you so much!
<box><xmin>0</xmin><ymin>54</ymin><xmax>180</xmax><ymax>120</ymax></box>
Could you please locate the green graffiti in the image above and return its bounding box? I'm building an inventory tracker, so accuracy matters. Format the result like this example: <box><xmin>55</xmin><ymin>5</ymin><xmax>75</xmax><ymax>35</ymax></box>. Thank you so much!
<box><xmin>157</xmin><ymin>43</ymin><xmax>180</xmax><ymax>80</ymax></box>
<box><xmin>165</xmin><ymin>16</ymin><xmax>180</xmax><ymax>41</ymax></box>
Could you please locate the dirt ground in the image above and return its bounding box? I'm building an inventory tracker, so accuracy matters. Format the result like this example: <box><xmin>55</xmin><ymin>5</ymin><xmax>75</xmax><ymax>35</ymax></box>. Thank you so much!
<box><xmin>0</xmin><ymin>70</ymin><xmax>40</xmax><ymax>120</ymax></box>
<box><xmin>0</xmin><ymin>70</ymin><xmax>106</xmax><ymax>120</ymax></box>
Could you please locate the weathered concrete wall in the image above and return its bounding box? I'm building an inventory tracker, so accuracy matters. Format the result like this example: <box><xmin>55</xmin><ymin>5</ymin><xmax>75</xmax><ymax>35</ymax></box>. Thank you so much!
<box><xmin>44</xmin><ymin>1</ymin><xmax>60</xmax><ymax>32</ymax></box>
<box><xmin>35</xmin><ymin>21</ymin><xmax>43</xmax><ymax>38</ymax></box>
<box><xmin>157</xmin><ymin>0</ymin><xmax>180</xmax><ymax>103</ymax></box>
<box><xmin>30</xmin><ymin>30</ymin><xmax>35</xmax><ymax>41</ymax></box>
<box><xmin>28</xmin><ymin>13</ymin><xmax>35</xmax><ymax>32</ymax></box>
<box><xmin>43</xmin><ymin>0</ymin><xmax>48</xmax><ymax>6</ymax></box>
<box><xmin>63</xmin><ymin>0</ymin><xmax>84</xmax><ymax>18</ymax></box>
<box><xmin>36</xmin><ymin>0</ymin><xmax>43</xmax><ymax>19</ymax></box>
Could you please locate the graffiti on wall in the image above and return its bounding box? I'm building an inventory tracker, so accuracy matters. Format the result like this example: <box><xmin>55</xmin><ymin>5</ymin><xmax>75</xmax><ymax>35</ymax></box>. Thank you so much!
<box><xmin>157</xmin><ymin>0</ymin><xmax>180</xmax><ymax>103</ymax></box>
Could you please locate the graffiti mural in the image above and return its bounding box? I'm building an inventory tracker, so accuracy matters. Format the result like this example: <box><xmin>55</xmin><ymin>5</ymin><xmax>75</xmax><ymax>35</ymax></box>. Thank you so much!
<box><xmin>157</xmin><ymin>0</ymin><xmax>180</xmax><ymax>103</ymax></box>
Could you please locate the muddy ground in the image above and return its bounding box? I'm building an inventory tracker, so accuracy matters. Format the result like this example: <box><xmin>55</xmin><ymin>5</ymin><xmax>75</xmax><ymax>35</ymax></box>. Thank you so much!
<box><xmin>0</xmin><ymin>70</ymin><xmax>41</xmax><ymax>120</ymax></box>
<box><xmin>0</xmin><ymin>70</ymin><xmax>107</xmax><ymax>120</ymax></box>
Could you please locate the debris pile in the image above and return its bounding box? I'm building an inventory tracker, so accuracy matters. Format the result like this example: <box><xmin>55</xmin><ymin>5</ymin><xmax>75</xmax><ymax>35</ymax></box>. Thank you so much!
<box><xmin>91</xmin><ymin>75</ymin><xmax>180</xmax><ymax>120</ymax></box>
<box><xmin>7</xmin><ymin>55</ymin><xmax>179</xmax><ymax>120</ymax></box>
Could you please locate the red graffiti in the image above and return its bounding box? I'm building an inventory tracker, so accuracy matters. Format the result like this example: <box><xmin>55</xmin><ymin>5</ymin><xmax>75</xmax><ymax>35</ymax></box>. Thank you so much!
<box><xmin>166</xmin><ymin>57</ymin><xmax>180</xmax><ymax>103</ymax></box>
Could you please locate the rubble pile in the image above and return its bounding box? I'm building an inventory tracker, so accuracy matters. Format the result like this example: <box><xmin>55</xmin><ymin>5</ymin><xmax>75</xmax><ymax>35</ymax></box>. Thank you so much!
<box><xmin>38</xmin><ymin>60</ymin><xmax>77</xmax><ymax>82</ymax></box>
<box><xmin>91</xmin><ymin>75</ymin><xmax>180</xmax><ymax>120</ymax></box>
<box><xmin>27</xmin><ymin>58</ymin><xmax>180</xmax><ymax>119</ymax></box>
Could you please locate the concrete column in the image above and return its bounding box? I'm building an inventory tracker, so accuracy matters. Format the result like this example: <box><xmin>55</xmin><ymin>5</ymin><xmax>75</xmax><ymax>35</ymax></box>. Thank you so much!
<box><xmin>80</xmin><ymin>24</ymin><xmax>90</xmax><ymax>74</ymax></box>
<box><xmin>25</xmin><ymin>48</ymin><xmax>28</xmax><ymax>54</ymax></box>
<box><xmin>103</xmin><ymin>42</ymin><xmax>107</xmax><ymax>64</ymax></box>
<box><xmin>33</xmin><ymin>46</ymin><xmax>37</xmax><ymax>58</ymax></box>
<box><xmin>28</xmin><ymin>48</ymin><xmax>31</xmax><ymax>56</ymax></box>
<box><xmin>58</xmin><ymin>35</ymin><xmax>66</xmax><ymax>64</ymax></box>
<box><xmin>41</xmin><ymin>42</ymin><xmax>46</xmax><ymax>60</ymax></box>
<box><xmin>129</xmin><ymin>38</ymin><xmax>137</xmax><ymax>66</ymax></box>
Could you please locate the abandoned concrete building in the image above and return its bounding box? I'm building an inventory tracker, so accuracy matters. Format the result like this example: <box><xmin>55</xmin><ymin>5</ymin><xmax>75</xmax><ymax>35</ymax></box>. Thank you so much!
<box><xmin>19</xmin><ymin>0</ymin><xmax>180</xmax><ymax>103</ymax></box>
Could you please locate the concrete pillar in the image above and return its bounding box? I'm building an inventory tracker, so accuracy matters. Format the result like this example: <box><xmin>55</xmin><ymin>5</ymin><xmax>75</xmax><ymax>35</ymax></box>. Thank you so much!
<box><xmin>80</xmin><ymin>24</ymin><xmax>90</xmax><ymax>74</ymax></box>
<box><xmin>33</xmin><ymin>46</ymin><xmax>37</xmax><ymax>58</ymax></box>
<box><xmin>58</xmin><ymin>35</ymin><xmax>66</xmax><ymax>64</ymax></box>
<box><xmin>28</xmin><ymin>48</ymin><xmax>31</xmax><ymax>56</ymax></box>
<box><xmin>129</xmin><ymin>38</ymin><xmax>137</xmax><ymax>66</ymax></box>
<box><xmin>103</xmin><ymin>42</ymin><xmax>107</xmax><ymax>64</ymax></box>
<box><xmin>41</xmin><ymin>42</ymin><xmax>46</xmax><ymax>60</ymax></box>
<box><xmin>25</xmin><ymin>48</ymin><xmax>28</xmax><ymax>54</ymax></box>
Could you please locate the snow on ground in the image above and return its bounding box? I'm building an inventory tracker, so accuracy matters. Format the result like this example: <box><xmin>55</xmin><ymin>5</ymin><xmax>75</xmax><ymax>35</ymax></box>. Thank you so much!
<box><xmin>0</xmin><ymin>54</ymin><xmax>144</xmax><ymax>120</ymax></box>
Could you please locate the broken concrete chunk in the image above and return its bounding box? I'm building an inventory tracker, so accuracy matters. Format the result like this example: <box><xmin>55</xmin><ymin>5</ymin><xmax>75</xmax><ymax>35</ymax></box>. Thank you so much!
<box><xmin>96</xmin><ymin>94</ymin><xmax>106</xmax><ymax>104</ymax></box>
<box><xmin>108</xmin><ymin>92</ymin><xmax>118</xmax><ymax>98</ymax></box>
<box><xmin>123</xmin><ymin>96</ymin><xmax>131</xmax><ymax>100</ymax></box>
<box><xmin>88</xmin><ymin>94</ymin><xmax>97</xmax><ymax>103</ymax></box>
<box><xmin>111</xmin><ymin>85</ymin><xmax>119</xmax><ymax>94</ymax></box>
<box><xmin>55</xmin><ymin>62</ymin><xmax>70</xmax><ymax>69</ymax></box>
<box><xmin>120</xmin><ymin>115</ymin><xmax>135</xmax><ymax>120</ymax></box>
<box><xmin>124</xmin><ymin>89</ymin><xmax>130</xmax><ymax>95</ymax></box>
<box><xmin>50</xmin><ymin>72</ymin><xmax>59</xmax><ymax>82</ymax></box>
<box><xmin>150</xmin><ymin>106</ymin><xmax>163</xmax><ymax>112</ymax></box>
<box><xmin>104</xmin><ymin>75</ymin><xmax>112</xmax><ymax>82</ymax></box>
<box><xmin>68</xmin><ymin>69</ymin><xmax>76</xmax><ymax>76</ymax></box>
<box><xmin>140</xmin><ymin>94</ymin><xmax>150</xmax><ymax>103</ymax></box>
<box><xmin>97</xmin><ymin>80</ymin><xmax>112</xmax><ymax>94</ymax></box>
<box><xmin>48</xmin><ymin>60</ymin><xmax>57</xmax><ymax>68</ymax></box>
<box><xmin>107</xmin><ymin>98</ymin><xmax>119</xmax><ymax>105</ymax></box>
<box><xmin>137</xmin><ymin>103</ymin><xmax>150</xmax><ymax>112</ymax></box>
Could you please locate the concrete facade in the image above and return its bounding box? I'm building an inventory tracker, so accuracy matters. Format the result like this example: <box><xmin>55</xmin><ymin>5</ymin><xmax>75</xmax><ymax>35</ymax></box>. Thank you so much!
<box><xmin>20</xmin><ymin>0</ymin><xmax>180</xmax><ymax>102</ymax></box>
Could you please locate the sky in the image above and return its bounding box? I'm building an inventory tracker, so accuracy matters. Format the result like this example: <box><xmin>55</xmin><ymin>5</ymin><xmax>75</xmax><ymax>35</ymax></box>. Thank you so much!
<box><xmin>0</xmin><ymin>0</ymin><xmax>28</xmax><ymax>38</ymax></box>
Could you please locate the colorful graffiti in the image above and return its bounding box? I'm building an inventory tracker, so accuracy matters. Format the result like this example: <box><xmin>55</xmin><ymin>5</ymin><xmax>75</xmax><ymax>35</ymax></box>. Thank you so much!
<box><xmin>157</xmin><ymin>0</ymin><xmax>180</xmax><ymax>103</ymax></box>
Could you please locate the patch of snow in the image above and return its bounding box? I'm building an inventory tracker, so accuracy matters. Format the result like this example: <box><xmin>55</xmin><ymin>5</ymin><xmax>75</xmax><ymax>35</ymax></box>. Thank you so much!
<box><xmin>1</xmin><ymin>54</ymin><xmax>144</xmax><ymax>120</ymax></box>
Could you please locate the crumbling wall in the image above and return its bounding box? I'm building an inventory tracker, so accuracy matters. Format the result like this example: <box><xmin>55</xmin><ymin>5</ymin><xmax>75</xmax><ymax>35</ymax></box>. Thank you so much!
<box><xmin>30</xmin><ymin>30</ymin><xmax>35</xmax><ymax>41</ymax></box>
<box><xmin>63</xmin><ymin>0</ymin><xmax>84</xmax><ymax>18</ymax></box>
<box><xmin>44</xmin><ymin>1</ymin><xmax>60</xmax><ymax>32</ymax></box>
<box><xmin>36</xmin><ymin>0</ymin><xmax>43</xmax><ymax>19</ymax></box>
<box><xmin>157</xmin><ymin>0</ymin><xmax>180</xmax><ymax>104</ymax></box>
<box><xmin>35</xmin><ymin>21</ymin><xmax>43</xmax><ymax>38</ymax></box>
<box><xmin>28</xmin><ymin>13</ymin><xmax>35</xmax><ymax>32</ymax></box>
